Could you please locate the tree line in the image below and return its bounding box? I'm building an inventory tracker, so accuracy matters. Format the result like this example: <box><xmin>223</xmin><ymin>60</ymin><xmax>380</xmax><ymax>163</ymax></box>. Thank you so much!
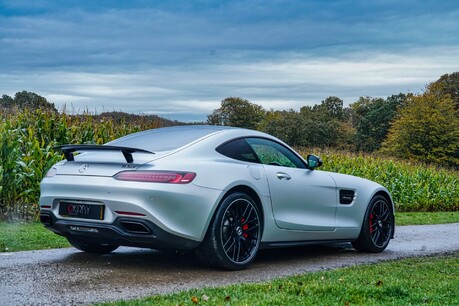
<box><xmin>207</xmin><ymin>72</ymin><xmax>459</xmax><ymax>167</ymax></box>
<box><xmin>2</xmin><ymin>73</ymin><xmax>458</xmax><ymax>168</ymax></box>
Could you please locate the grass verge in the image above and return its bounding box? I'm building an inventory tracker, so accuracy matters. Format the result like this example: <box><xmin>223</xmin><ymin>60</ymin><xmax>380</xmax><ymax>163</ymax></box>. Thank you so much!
<box><xmin>0</xmin><ymin>221</ymin><xmax>69</xmax><ymax>252</ymax></box>
<box><xmin>0</xmin><ymin>212</ymin><xmax>458</xmax><ymax>252</ymax></box>
<box><xmin>396</xmin><ymin>211</ymin><xmax>459</xmax><ymax>226</ymax></box>
<box><xmin>99</xmin><ymin>252</ymin><xmax>459</xmax><ymax>306</ymax></box>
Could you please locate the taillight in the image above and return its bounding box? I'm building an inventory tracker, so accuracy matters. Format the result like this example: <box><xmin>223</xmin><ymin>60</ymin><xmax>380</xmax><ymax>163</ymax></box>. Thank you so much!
<box><xmin>114</xmin><ymin>171</ymin><xmax>196</xmax><ymax>184</ymax></box>
<box><xmin>45</xmin><ymin>167</ymin><xmax>57</xmax><ymax>178</ymax></box>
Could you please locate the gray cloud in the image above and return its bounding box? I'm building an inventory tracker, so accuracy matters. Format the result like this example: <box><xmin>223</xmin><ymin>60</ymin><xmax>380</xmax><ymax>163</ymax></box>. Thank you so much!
<box><xmin>1</xmin><ymin>1</ymin><xmax>459</xmax><ymax>121</ymax></box>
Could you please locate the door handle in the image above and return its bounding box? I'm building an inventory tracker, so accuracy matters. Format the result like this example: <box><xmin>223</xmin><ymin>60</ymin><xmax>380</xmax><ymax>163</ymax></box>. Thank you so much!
<box><xmin>276</xmin><ymin>172</ymin><xmax>291</xmax><ymax>180</ymax></box>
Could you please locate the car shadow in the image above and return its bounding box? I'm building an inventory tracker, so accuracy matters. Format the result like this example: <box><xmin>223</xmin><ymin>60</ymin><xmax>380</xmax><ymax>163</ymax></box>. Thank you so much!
<box><xmin>58</xmin><ymin>242</ymin><xmax>357</xmax><ymax>272</ymax></box>
<box><xmin>42</xmin><ymin>243</ymin><xmax>360</xmax><ymax>294</ymax></box>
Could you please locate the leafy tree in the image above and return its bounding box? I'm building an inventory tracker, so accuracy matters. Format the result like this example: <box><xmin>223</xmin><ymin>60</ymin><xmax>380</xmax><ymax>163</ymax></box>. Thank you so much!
<box><xmin>0</xmin><ymin>95</ymin><xmax>14</xmax><ymax>108</ymax></box>
<box><xmin>207</xmin><ymin>97</ymin><xmax>266</xmax><ymax>129</ymax></box>
<box><xmin>382</xmin><ymin>91</ymin><xmax>459</xmax><ymax>166</ymax></box>
<box><xmin>0</xmin><ymin>91</ymin><xmax>57</xmax><ymax>112</ymax></box>
<box><xmin>316</xmin><ymin>96</ymin><xmax>345</xmax><ymax>120</ymax></box>
<box><xmin>351</xmin><ymin>94</ymin><xmax>407</xmax><ymax>151</ymax></box>
<box><xmin>303</xmin><ymin>96</ymin><xmax>354</xmax><ymax>148</ymax></box>
<box><xmin>428</xmin><ymin>72</ymin><xmax>459</xmax><ymax>109</ymax></box>
<box><xmin>261</xmin><ymin>110</ymin><xmax>306</xmax><ymax>146</ymax></box>
<box><xmin>261</xmin><ymin>97</ymin><xmax>354</xmax><ymax>149</ymax></box>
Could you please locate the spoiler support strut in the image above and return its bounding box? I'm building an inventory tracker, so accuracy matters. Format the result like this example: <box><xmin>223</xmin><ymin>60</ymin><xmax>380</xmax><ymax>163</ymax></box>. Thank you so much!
<box><xmin>55</xmin><ymin>145</ymin><xmax>154</xmax><ymax>164</ymax></box>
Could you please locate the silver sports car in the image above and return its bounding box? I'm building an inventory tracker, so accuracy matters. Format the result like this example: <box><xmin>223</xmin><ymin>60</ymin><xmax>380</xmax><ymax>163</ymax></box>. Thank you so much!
<box><xmin>40</xmin><ymin>125</ymin><xmax>395</xmax><ymax>270</ymax></box>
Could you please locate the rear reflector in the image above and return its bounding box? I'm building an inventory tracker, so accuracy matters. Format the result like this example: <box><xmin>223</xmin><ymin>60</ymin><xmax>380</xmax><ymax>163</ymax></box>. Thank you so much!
<box><xmin>115</xmin><ymin>211</ymin><xmax>146</xmax><ymax>216</ymax></box>
<box><xmin>114</xmin><ymin>171</ymin><xmax>196</xmax><ymax>184</ymax></box>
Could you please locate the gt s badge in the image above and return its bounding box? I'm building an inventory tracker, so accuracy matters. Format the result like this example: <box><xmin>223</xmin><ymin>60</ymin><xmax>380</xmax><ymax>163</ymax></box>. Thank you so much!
<box><xmin>122</xmin><ymin>164</ymin><xmax>136</xmax><ymax>169</ymax></box>
<box><xmin>78</xmin><ymin>164</ymin><xmax>90</xmax><ymax>173</ymax></box>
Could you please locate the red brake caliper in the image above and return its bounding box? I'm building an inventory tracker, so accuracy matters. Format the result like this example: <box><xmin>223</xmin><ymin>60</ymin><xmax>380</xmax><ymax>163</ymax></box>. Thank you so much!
<box><xmin>369</xmin><ymin>214</ymin><xmax>374</xmax><ymax>233</ymax></box>
<box><xmin>241</xmin><ymin>218</ymin><xmax>249</xmax><ymax>238</ymax></box>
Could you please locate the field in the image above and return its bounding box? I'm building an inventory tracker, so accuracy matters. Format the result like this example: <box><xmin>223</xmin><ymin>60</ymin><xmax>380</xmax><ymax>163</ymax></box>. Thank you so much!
<box><xmin>306</xmin><ymin>149</ymin><xmax>459</xmax><ymax>212</ymax></box>
<box><xmin>1</xmin><ymin>109</ymin><xmax>458</xmax><ymax>219</ymax></box>
<box><xmin>0</xmin><ymin>109</ymin><xmax>164</xmax><ymax>219</ymax></box>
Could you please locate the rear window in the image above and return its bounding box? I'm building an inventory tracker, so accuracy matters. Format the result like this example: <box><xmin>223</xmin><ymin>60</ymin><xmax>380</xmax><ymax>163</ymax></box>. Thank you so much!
<box><xmin>107</xmin><ymin>126</ymin><xmax>221</xmax><ymax>152</ymax></box>
<box><xmin>216</xmin><ymin>138</ymin><xmax>259</xmax><ymax>163</ymax></box>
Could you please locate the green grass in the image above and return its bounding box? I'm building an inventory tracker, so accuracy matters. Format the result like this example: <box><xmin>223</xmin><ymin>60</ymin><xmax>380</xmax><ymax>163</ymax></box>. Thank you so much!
<box><xmin>1</xmin><ymin>212</ymin><xmax>458</xmax><ymax>252</ymax></box>
<box><xmin>0</xmin><ymin>221</ymin><xmax>69</xmax><ymax>252</ymax></box>
<box><xmin>396</xmin><ymin>211</ymin><xmax>459</xmax><ymax>226</ymax></box>
<box><xmin>99</xmin><ymin>253</ymin><xmax>459</xmax><ymax>306</ymax></box>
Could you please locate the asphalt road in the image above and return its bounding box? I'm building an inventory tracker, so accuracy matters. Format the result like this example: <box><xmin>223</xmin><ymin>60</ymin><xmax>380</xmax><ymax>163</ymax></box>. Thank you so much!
<box><xmin>1</xmin><ymin>223</ymin><xmax>458</xmax><ymax>305</ymax></box>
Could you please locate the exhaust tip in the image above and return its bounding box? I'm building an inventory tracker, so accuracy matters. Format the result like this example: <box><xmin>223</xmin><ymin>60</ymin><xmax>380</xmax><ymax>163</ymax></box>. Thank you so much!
<box><xmin>120</xmin><ymin>221</ymin><xmax>151</xmax><ymax>234</ymax></box>
<box><xmin>40</xmin><ymin>213</ymin><xmax>53</xmax><ymax>226</ymax></box>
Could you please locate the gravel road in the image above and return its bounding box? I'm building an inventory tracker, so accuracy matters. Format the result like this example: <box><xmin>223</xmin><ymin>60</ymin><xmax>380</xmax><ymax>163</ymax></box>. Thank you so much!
<box><xmin>1</xmin><ymin>223</ymin><xmax>458</xmax><ymax>305</ymax></box>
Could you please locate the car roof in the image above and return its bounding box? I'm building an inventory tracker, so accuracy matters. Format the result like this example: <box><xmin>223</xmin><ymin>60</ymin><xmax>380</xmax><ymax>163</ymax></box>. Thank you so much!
<box><xmin>107</xmin><ymin>125</ymin><xmax>247</xmax><ymax>152</ymax></box>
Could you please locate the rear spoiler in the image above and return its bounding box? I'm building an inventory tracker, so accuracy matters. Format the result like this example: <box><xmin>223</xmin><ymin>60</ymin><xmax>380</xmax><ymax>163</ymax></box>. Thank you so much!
<box><xmin>55</xmin><ymin>145</ymin><xmax>154</xmax><ymax>164</ymax></box>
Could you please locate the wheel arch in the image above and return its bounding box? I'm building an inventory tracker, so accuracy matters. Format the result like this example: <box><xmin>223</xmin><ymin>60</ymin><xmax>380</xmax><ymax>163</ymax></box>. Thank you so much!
<box><xmin>222</xmin><ymin>185</ymin><xmax>264</xmax><ymax>227</ymax></box>
<box><xmin>203</xmin><ymin>185</ymin><xmax>265</xmax><ymax>241</ymax></box>
<box><xmin>196</xmin><ymin>184</ymin><xmax>265</xmax><ymax>269</ymax></box>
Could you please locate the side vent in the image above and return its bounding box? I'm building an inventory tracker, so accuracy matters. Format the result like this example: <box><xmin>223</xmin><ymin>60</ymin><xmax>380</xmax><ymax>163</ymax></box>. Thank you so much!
<box><xmin>339</xmin><ymin>190</ymin><xmax>355</xmax><ymax>204</ymax></box>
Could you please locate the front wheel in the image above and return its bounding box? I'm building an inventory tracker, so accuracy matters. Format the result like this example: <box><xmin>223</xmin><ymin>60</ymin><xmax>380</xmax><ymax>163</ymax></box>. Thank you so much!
<box><xmin>196</xmin><ymin>192</ymin><xmax>262</xmax><ymax>270</ymax></box>
<box><xmin>352</xmin><ymin>195</ymin><xmax>394</xmax><ymax>253</ymax></box>
<box><xmin>67</xmin><ymin>237</ymin><xmax>119</xmax><ymax>254</ymax></box>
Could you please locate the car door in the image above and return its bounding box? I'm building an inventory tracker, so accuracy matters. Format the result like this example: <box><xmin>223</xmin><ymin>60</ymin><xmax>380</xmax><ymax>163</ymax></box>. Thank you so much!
<box><xmin>246</xmin><ymin>138</ymin><xmax>337</xmax><ymax>231</ymax></box>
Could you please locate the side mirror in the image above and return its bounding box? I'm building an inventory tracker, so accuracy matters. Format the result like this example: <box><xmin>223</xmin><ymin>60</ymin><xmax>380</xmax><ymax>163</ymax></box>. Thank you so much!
<box><xmin>307</xmin><ymin>154</ymin><xmax>323</xmax><ymax>170</ymax></box>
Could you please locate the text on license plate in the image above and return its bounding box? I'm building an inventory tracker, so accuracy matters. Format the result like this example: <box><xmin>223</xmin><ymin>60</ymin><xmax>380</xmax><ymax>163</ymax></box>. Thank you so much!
<box><xmin>59</xmin><ymin>202</ymin><xmax>105</xmax><ymax>220</ymax></box>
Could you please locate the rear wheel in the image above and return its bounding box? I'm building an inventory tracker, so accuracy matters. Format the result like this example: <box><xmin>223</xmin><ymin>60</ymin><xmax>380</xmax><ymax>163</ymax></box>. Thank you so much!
<box><xmin>196</xmin><ymin>192</ymin><xmax>262</xmax><ymax>270</ymax></box>
<box><xmin>352</xmin><ymin>195</ymin><xmax>394</xmax><ymax>252</ymax></box>
<box><xmin>67</xmin><ymin>237</ymin><xmax>119</xmax><ymax>254</ymax></box>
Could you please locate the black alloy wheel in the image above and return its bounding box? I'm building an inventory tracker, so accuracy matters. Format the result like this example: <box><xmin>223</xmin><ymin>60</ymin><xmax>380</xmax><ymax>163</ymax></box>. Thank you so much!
<box><xmin>196</xmin><ymin>192</ymin><xmax>262</xmax><ymax>270</ymax></box>
<box><xmin>369</xmin><ymin>198</ymin><xmax>392</xmax><ymax>247</ymax></box>
<box><xmin>352</xmin><ymin>195</ymin><xmax>394</xmax><ymax>253</ymax></box>
<box><xmin>220</xmin><ymin>197</ymin><xmax>261</xmax><ymax>264</ymax></box>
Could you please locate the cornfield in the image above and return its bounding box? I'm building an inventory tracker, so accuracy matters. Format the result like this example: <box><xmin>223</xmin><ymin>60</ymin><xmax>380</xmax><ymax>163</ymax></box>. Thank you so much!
<box><xmin>1</xmin><ymin>109</ymin><xmax>458</xmax><ymax>220</ymax></box>
<box><xmin>302</xmin><ymin>149</ymin><xmax>459</xmax><ymax>212</ymax></box>
<box><xmin>0</xmin><ymin>109</ymin><xmax>164</xmax><ymax>219</ymax></box>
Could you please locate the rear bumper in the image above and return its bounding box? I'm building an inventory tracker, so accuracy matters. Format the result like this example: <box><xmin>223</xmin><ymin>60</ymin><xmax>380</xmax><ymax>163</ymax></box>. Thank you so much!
<box><xmin>40</xmin><ymin>175</ymin><xmax>224</xmax><ymax>242</ymax></box>
<box><xmin>40</xmin><ymin>211</ymin><xmax>200</xmax><ymax>250</ymax></box>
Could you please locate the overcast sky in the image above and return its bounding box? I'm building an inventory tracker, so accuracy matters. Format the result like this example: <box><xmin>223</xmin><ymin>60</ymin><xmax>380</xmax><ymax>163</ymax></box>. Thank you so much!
<box><xmin>1</xmin><ymin>0</ymin><xmax>458</xmax><ymax>121</ymax></box>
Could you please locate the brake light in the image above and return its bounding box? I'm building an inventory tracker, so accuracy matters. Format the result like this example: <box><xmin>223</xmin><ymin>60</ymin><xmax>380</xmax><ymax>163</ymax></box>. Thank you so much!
<box><xmin>114</xmin><ymin>171</ymin><xmax>196</xmax><ymax>184</ymax></box>
<box><xmin>45</xmin><ymin>167</ymin><xmax>57</xmax><ymax>178</ymax></box>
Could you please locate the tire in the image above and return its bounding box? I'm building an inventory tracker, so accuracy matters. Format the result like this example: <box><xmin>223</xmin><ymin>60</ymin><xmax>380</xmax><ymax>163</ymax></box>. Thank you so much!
<box><xmin>67</xmin><ymin>237</ymin><xmax>119</xmax><ymax>254</ymax></box>
<box><xmin>352</xmin><ymin>195</ymin><xmax>394</xmax><ymax>253</ymax></box>
<box><xmin>196</xmin><ymin>192</ymin><xmax>262</xmax><ymax>270</ymax></box>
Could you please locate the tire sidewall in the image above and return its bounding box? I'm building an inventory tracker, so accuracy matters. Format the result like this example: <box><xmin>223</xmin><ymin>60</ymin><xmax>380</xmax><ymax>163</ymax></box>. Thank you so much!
<box><xmin>208</xmin><ymin>192</ymin><xmax>262</xmax><ymax>270</ymax></box>
<box><xmin>361</xmin><ymin>195</ymin><xmax>394</xmax><ymax>252</ymax></box>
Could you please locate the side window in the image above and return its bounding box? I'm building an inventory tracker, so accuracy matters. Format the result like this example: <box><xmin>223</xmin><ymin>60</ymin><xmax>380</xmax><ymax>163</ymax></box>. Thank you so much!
<box><xmin>245</xmin><ymin>138</ymin><xmax>306</xmax><ymax>169</ymax></box>
<box><xmin>216</xmin><ymin>138</ymin><xmax>259</xmax><ymax>163</ymax></box>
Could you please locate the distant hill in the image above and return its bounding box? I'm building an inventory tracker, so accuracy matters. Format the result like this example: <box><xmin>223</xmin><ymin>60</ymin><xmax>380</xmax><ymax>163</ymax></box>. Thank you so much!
<box><xmin>0</xmin><ymin>91</ymin><xmax>186</xmax><ymax>126</ymax></box>
<box><xmin>94</xmin><ymin>111</ymin><xmax>184</xmax><ymax>127</ymax></box>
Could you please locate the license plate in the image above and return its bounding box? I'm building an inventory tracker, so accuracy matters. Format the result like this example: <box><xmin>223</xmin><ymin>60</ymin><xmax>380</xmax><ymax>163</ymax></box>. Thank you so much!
<box><xmin>59</xmin><ymin>202</ymin><xmax>105</xmax><ymax>220</ymax></box>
